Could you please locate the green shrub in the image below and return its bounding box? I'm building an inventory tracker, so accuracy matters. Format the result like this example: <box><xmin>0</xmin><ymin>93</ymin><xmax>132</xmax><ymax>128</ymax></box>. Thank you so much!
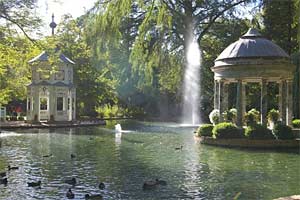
<box><xmin>18</xmin><ymin>116</ymin><xmax>24</xmax><ymax>121</ymax></box>
<box><xmin>209</xmin><ymin>109</ymin><xmax>219</xmax><ymax>125</ymax></box>
<box><xmin>223</xmin><ymin>108</ymin><xmax>237</xmax><ymax>123</ymax></box>
<box><xmin>273</xmin><ymin>124</ymin><xmax>295</xmax><ymax>140</ymax></box>
<box><xmin>212</xmin><ymin>122</ymin><xmax>243</xmax><ymax>139</ymax></box>
<box><xmin>267</xmin><ymin>109</ymin><xmax>280</xmax><ymax>124</ymax></box>
<box><xmin>244</xmin><ymin>109</ymin><xmax>260</xmax><ymax>126</ymax></box>
<box><xmin>292</xmin><ymin>119</ymin><xmax>300</xmax><ymax>128</ymax></box>
<box><xmin>245</xmin><ymin>124</ymin><xmax>275</xmax><ymax>140</ymax></box>
<box><xmin>196</xmin><ymin>124</ymin><xmax>214</xmax><ymax>137</ymax></box>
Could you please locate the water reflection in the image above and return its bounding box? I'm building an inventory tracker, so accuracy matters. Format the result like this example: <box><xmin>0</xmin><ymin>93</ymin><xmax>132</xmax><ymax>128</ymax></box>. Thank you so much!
<box><xmin>0</xmin><ymin>121</ymin><xmax>299</xmax><ymax>200</ymax></box>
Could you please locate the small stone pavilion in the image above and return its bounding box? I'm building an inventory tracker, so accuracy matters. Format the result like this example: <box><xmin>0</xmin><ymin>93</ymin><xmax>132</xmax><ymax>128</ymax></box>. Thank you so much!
<box><xmin>211</xmin><ymin>28</ymin><xmax>296</xmax><ymax>127</ymax></box>
<box><xmin>26</xmin><ymin>15</ymin><xmax>76</xmax><ymax>122</ymax></box>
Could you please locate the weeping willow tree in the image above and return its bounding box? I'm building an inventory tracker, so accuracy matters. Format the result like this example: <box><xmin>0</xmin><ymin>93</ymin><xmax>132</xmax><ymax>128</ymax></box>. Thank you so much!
<box><xmin>85</xmin><ymin>0</ymin><xmax>254</xmax><ymax>118</ymax></box>
<box><xmin>292</xmin><ymin>0</ymin><xmax>300</xmax><ymax>118</ymax></box>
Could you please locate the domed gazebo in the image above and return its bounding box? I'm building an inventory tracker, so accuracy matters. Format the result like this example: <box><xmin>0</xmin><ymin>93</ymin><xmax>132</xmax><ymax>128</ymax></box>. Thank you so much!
<box><xmin>211</xmin><ymin>28</ymin><xmax>296</xmax><ymax>127</ymax></box>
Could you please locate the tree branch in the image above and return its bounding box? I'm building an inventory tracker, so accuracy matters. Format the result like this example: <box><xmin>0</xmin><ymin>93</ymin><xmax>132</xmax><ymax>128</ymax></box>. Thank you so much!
<box><xmin>198</xmin><ymin>0</ymin><xmax>248</xmax><ymax>42</ymax></box>
<box><xmin>0</xmin><ymin>14</ymin><xmax>37</xmax><ymax>44</ymax></box>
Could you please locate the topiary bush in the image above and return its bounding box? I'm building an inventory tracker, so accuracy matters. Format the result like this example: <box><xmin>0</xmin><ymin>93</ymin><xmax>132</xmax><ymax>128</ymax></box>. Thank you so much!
<box><xmin>245</xmin><ymin>124</ymin><xmax>275</xmax><ymax>140</ymax></box>
<box><xmin>223</xmin><ymin>108</ymin><xmax>237</xmax><ymax>124</ymax></box>
<box><xmin>212</xmin><ymin>122</ymin><xmax>243</xmax><ymax>139</ymax></box>
<box><xmin>292</xmin><ymin>119</ymin><xmax>300</xmax><ymax>128</ymax></box>
<box><xmin>244</xmin><ymin>109</ymin><xmax>260</xmax><ymax>126</ymax></box>
<box><xmin>273</xmin><ymin>123</ymin><xmax>295</xmax><ymax>140</ymax></box>
<box><xmin>195</xmin><ymin>124</ymin><xmax>214</xmax><ymax>137</ymax></box>
<box><xmin>267</xmin><ymin>109</ymin><xmax>280</xmax><ymax>124</ymax></box>
<box><xmin>209</xmin><ymin>109</ymin><xmax>219</xmax><ymax>125</ymax></box>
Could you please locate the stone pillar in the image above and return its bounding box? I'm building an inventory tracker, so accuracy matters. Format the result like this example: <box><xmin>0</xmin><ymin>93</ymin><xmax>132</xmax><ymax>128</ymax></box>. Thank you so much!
<box><xmin>73</xmin><ymin>89</ymin><xmax>76</xmax><ymax>120</ymax></box>
<box><xmin>33</xmin><ymin>86</ymin><xmax>40</xmax><ymax>122</ymax></box>
<box><xmin>214</xmin><ymin>80</ymin><xmax>219</xmax><ymax>110</ymax></box>
<box><xmin>218</xmin><ymin>80</ymin><xmax>224</xmax><ymax>122</ymax></box>
<box><xmin>222</xmin><ymin>82</ymin><xmax>229</xmax><ymax>112</ymax></box>
<box><xmin>242</xmin><ymin>83</ymin><xmax>246</xmax><ymax>120</ymax></box>
<box><xmin>278</xmin><ymin>81</ymin><xmax>283</xmax><ymax>121</ymax></box>
<box><xmin>236</xmin><ymin>80</ymin><xmax>244</xmax><ymax>127</ymax></box>
<box><xmin>280</xmin><ymin>80</ymin><xmax>287</xmax><ymax>124</ymax></box>
<box><xmin>49</xmin><ymin>86</ymin><xmax>55</xmax><ymax>121</ymax></box>
<box><xmin>260</xmin><ymin>79</ymin><xmax>268</xmax><ymax>125</ymax></box>
<box><xmin>287</xmin><ymin>80</ymin><xmax>293</xmax><ymax>126</ymax></box>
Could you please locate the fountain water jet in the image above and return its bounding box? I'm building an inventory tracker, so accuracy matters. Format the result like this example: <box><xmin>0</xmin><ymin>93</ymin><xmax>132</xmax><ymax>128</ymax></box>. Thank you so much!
<box><xmin>182</xmin><ymin>36</ymin><xmax>201</xmax><ymax>125</ymax></box>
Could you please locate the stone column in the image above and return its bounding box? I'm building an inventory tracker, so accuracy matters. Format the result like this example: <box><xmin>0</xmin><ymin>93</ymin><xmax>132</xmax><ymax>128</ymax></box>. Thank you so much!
<box><xmin>218</xmin><ymin>80</ymin><xmax>224</xmax><ymax>122</ymax></box>
<box><xmin>278</xmin><ymin>81</ymin><xmax>283</xmax><ymax>120</ymax></box>
<box><xmin>222</xmin><ymin>82</ymin><xmax>229</xmax><ymax>112</ymax></box>
<box><xmin>236</xmin><ymin>80</ymin><xmax>244</xmax><ymax>127</ymax></box>
<box><xmin>33</xmin><ymin>86</ymin><xmax>40</xmax><ymax>122</ymax></box>
<box><xmin>49</xmin><ymin>86</ymin><xmax>55</xmax><ymax>121</ymax></box>
<box><xmin>260</xmin><ymin>79</ymin><xmax>268</xmax><ymax>125</ymax></box>
<box><xmin>214</xmin><ymin>80</ymin><xmax>219</xmax><ymax>110</ymax></box>
<box><xmin>287</xmin><ymin>80</ymin><xmax>293</xmax><ymax>126</ymax></box>
<box><xmin>73</xmin><ymin>89</ymin><xmax>76</xmax><ymax>120</ymax></box>
<box><xmin>279</xmin><ymin>80</ymin><xmax>287</xmax><ymax>124</ymax></box>
<box><xmin>242</xmin><ymin>83</ymin><xmax>246</xmax><ymax>120</ymax></box>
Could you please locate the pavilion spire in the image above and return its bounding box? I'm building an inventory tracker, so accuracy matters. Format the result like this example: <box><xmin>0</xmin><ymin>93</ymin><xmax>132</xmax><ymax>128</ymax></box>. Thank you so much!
<box><xmin>49</xmin><ymin>13</ymin><xmax>57</xmax><ymax>36</ymax></box>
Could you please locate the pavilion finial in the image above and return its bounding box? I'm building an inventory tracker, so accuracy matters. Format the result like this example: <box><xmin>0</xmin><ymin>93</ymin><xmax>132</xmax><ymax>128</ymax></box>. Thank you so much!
<box><xmin>49</xmin><ymin>13</ymin><xmax>57</xmax><ymax>36</ymax></box>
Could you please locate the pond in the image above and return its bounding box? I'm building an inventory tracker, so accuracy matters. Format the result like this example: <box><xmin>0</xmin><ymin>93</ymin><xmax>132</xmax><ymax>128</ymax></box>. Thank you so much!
<box><xmin>0</xmin><ymin>120</ymin><xmax>299</xmax><ymax>200</ymax></box>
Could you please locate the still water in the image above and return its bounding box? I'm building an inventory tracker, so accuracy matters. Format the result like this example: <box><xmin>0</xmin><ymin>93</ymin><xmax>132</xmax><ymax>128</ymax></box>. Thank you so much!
<box><xmin>0</xmin><ymin>120</ymin><xmax>299</xmax><ymax>200</ymax></box>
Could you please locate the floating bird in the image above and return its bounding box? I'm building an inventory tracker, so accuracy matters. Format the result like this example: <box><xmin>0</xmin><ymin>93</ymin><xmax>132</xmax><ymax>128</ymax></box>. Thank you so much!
<box><xmin>27</xmin><ymin>180</ymin><xmax>41</xmax><ymax>187</ymax></box>
<box><xmin>70</xmin><ymin>154</ymin><xmax>76</xmax><ymax>159</ymax></box>
<box><xmin>0</xmin><ymin>177</ymin><xmax>7</xmax><ymax>185</ymax></box>
<box><xmin>155</xmin><ymin>178</ymin><xmax>167</xmax><ymax>186</ymax></box>
<box><xmin>0</xmin><ymin>171</ymin><xmax>6</xmax><ymax>177</ymax></box>
<box><xmin>66</xmin><ymin>188</ymin><xmax>75</xmax><ymax>199</ymax></box>
<box><xmin>142</xmin><ymin>180</ymin><xmax>158</xmax><ymax>190</ymax></box>
<box><xmin>43</xmin><ymin>154</ymin><xmax>52</xmax><ymax>158</ymax></box>
<box><xmin>8</xmin><ymin>165</ymin><xmax>19</xmax><ymax>170</ymax></box>
<box><xmin>65</xmin><ymin>177</ymin><xmax>76</xmax><ymax>185</ymax></box>
<box><xmin>98</xmin><ymin>182</ymin><xmax>105</xmax><ymax>190</ymax></box>
<box><xmin>85</xmin><ymin>194</ymin><xmax>103</xmax><ymax>200</ymax></box>
<box><xmin>175</xmin><ymin>145</ymin><xmax>183</xmax><ymax>150</ymax></box>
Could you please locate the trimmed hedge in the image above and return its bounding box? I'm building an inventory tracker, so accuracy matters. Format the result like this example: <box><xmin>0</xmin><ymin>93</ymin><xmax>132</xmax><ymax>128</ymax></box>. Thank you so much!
<box><xmin>196</xmin><ymin>124</ymin><xmax>214</xmax><ymax>137</ymax></box>
<box><xmin>292</xmin><ymin>119</ymin><xmax>300</xmax><ymax>128</ymax></box>
<box><xmin>273</xmin><ymin>124</ymin><xmax>295</xmax><ymax>140</ymax></box>
<box><xmin>244</xmin><ymin>109</ymin><xmax>260</xmax><ymax>126</ymax></box>
<box><xmin>212</xmin><ymin>122</ymin><xmax>243</xmax><ymax>139</ymax></box>
<box><xmin>245</xmin><ymin>124</ymin><xmax>275</xmax><ymax>140</ymax></box>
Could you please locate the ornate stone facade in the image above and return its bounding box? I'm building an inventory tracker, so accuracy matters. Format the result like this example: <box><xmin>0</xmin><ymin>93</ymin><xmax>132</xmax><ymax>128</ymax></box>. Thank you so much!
<box><xmin>26</xmin><ymin>52</ymin><xmax>76</xmax><ymax>122</ymax></box>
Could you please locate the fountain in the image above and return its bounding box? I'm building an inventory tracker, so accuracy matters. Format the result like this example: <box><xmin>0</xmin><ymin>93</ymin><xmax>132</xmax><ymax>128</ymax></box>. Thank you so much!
<box><xmin>182</xmin><ymin>35</ymin><xmax>201</xmax><ymax>125</ymax></box>
<box><xmin>115</xmin><ymin>124</ymin><xmax>122</xmax><ymax>133</ymax></box>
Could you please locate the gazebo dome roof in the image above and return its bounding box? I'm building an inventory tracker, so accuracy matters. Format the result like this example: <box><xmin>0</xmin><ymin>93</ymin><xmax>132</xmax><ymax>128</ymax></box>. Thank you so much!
<box><xmin>215</xmin><ymin>28</ymin><xmax>289</xmax><ymax>61</ymax></box>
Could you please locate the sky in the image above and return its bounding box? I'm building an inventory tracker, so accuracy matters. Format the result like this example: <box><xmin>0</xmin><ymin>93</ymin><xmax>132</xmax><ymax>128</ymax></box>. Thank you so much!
<box><xmin>36</xmin><ymin>0</ymin><xmax>97</xmax><ymax>36</ymax></box>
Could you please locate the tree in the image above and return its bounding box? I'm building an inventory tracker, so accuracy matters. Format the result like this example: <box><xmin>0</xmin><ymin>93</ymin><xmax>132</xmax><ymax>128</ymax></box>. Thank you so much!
<box><xmin>54</xmin><ymin>15</ymin><xmax>117</xmax><ymax>117</ymax></box>
<box><xmin>0</xmin><ymin>0</ymin><xmax>41</xmax><ymax>41</ymax></box>
<box><xmin>262</xmin><ymin>0</ymin><xmax>298</xmax><ymax>54</ymax></box>
<box><xmin>86</xmin><ymin>0</ymin><xmax>254</xmax><ymax>119</ymax></box>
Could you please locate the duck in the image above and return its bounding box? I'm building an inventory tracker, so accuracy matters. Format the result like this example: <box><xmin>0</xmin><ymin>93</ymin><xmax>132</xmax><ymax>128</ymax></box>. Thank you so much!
<box><xmin>0</xmin><ymin>171</ymin><xmax>6</xmax><ymax>177</ymax></box>
<box><xmin>155</xmin><ymin>178</ymin><xmax>167</xmax><ymax>186</ymax></box>
<box><xmin>85</xmin><ymin>194</ymin><xmax>103</xmax><ymax>200</ymax></box>
<box><xmin>65</xmin><ymin>177</ymin><xmax>76</xmax><ymax>185</ymax></box>
<box><xmin>27</xmin><ymin>180</ymin><xmax>41</xmax><ymax>187</ymax></box>
<box><xmin>98</xmin><ymin>182</ymin><xmax>105</xmax><ymax>190</ymax></box>
<box><xmin>70</xmin><ymin>154</ymin><xmax>76</xmax><ymax>159</ymax></box>
<box><xmin>42</xmin><ymin>154</ymin><xmax>52</xmax><ymax>158</ymax></box>
<box><xmin>8</xmin><ymin>165</ymin><xmax>19</xmax><ymax>170</ymax></box>
<box><xmin>175</xmin><ymin>145</ymin><xmax>183</xmax><ymax>150</ymax></box>
<box><xmin>0</xmin><ymin>177</ymin><xmax>8</xmax><ymax>185</ymax></box>
<box><xmin>142</xmin><ymin>180</ymin><xmax>158</xmax><ymax>190</ymax></box>
<box><xmin>66</xmin><ymin>188</ymin><xmax>75</xmax><ymax>199</ymax></box>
